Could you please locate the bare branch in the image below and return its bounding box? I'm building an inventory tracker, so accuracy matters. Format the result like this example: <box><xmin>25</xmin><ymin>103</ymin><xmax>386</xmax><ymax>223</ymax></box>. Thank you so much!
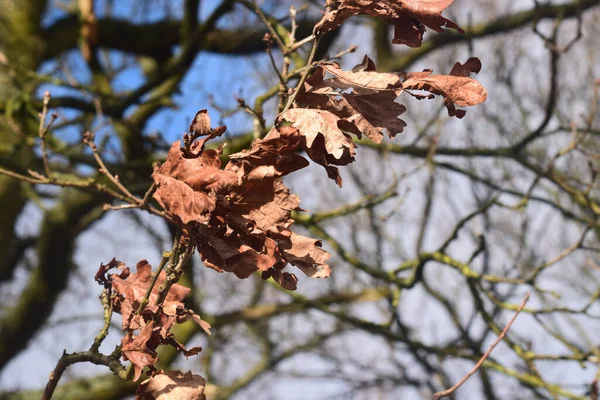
<box><xmin>434</xmin><ymin>293</ymin><xmax>531</xmax><ymax>399</ymax></box>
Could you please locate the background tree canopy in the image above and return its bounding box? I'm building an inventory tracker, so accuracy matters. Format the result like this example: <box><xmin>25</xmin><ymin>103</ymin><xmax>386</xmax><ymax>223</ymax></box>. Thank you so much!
<box><xmin>1</xmin><ymin>0</ymin><xmax>600</xmax><ymax>399</ymax></box>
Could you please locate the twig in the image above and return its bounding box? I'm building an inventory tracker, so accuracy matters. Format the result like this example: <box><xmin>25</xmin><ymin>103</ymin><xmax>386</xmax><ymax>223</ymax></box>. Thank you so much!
<box><xmin>103</xmin><ymin>203</ymin><xmax>138</xmax><ymax>211</ymax></box>
<box><xmin>433</xmin><ymin>293</ymin><xmax>531</xmax><ymax>399</ymax></box>
<box><xmin>79</xmin><ymin>132</ymin><xmax>171</xmax><ymax>219</ymax></box>
<box><xmin>237</xmin><ymin>97</ymin><xmax>267</xmax><ymax>136</ymax></box>
<box><xmin>83</xmin><ymin>131</ymin><xmax>138</xmax><ymax>202</ymax></box>
<box><xmin>0</xmin><ymin>165</ymin><xmax>172</xmax><ymax>221</ymax></box>
<box><xmin>140</xmin><ymin>182</ymin><xmax>158</xmax><ymax>208</ymax></box>
<box><xmin>264</xmin><ymin>36</ymin><xmax>286</xmax><ymax>86</ymax></box>
<box><xmin>42</xmin><ymin>350</ymin><xmax>125</xmax><ymax>400</ymax></box>
<box><xmin>247</xmin><ymin>0</ymin><xmax>286</xmax><ymax>50</ymax></box>
<box><xmin>328</xmin><ymin>44</ymin><xmax>357</xmax><ymax>61</ymax></box>
<box><xmin>282</xmin><ymin>36</ymin><xmax>319</xmax><ymax>113</ymax></box>
<box><xmin>38</xmin><ymin>91</ymin><xmax>58</xmax><ymax>179</ymax></box>
<box><xmin>89</xmin><ymin>288</ymin><xmax>113</xmax><ymax>352</ymax></box>
<box><xmin>122</xmin><ymin>234</ymin><xmax>190</xmax><ymax>380</ymax></box>
<box><xmin>135</xmin><ymin>250</ymin><xmax>173</xmax><ymax>315</ymax></box>
<box><xmin>262</xmin><ymin>34</ymin><xmax>289</xmax><ymax>114</ymax></box>
<box><xmin>285</xmin><ymin>33</ymin><xmax>316</xmax><ymax>55</ymax></box>
<box><xmin>289</xmin><ymin>5</ymin><xmax>298</xmax><ymax>44</ymax></box>
<box><xmin>155</xmin><ymin>240</ymin><xmax>195</xmax><ymax>306</ymax></box>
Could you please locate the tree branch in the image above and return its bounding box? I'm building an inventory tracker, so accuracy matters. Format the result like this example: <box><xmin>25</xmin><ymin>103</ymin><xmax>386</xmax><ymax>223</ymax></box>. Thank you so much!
<box><xmin>434</xmin><ymin>293</ymin><xmax>530</xmax><ymax>399</ymax></box>
<box><xmin>42</xmin><ymin>15</ymin><xmax>317</xmax><ymax>61</ymax></box>
<box><xmin>41</xmin><ymin>351</ymin><xmax>125</xmax><ymax>400</ymax></box>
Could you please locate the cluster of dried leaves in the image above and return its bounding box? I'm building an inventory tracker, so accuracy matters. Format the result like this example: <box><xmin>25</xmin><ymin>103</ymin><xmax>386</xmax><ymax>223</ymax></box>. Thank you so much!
<box><xmin>83</xmin><ymin>1</ymin><xmax>486</xmax><ymax>398</ymax></box>
<box><xmin>151</xmin><ymin>57</ymin><xmax>485</xmax><ymax>290</ymax></box>
<box><xmin>315</xmin><ymin>0</ymin><xmax>463</xmax><ymax>47</ymax></box>
<box><xmin>96</xmin><ymin>258</ymin><xmax>211</xmax><ymax>383</ymax></box>
<box><xmin>291</xmin><ymin>55</ymin><xmax>486</xmax><ymax>184</ymax></box>
<box><xmin>153</xmin><ymin>109</ymin><xmax>334</xmax><ymax>291</ymax></box>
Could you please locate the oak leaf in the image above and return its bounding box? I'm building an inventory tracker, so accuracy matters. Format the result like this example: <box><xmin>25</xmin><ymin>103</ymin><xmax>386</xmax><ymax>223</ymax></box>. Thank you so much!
<box><xmin>153</xmin><ymin>142</ymin><xmax>238</xmax><ymax>225</ymax></box>
<box><xmin>296</xmin><ymin>56</ymin><xmax>486</xmax><ymax>131</ymax></box>
<box><xmin>110</xmin><ymin>260</ymin><xmax>190</xmax><ymax>331</ymax></box>
<box><xmin>228</xmin><ymin>125</ymin><xmax>310</xmax><ymax>178</ymax></box>
<box><xmin>122</xmin><ymin>321</ymin><xmax>158</xmax><ymax>382</ymax></box>
<box><xmin>136</xmin><ymin>370</ymin><xmax>207</xmax><ymax>400</ymax></box>
<box><xmin>276</xmin><ymin>108</ymin><xmax>355</xmax><ymax>186</ymax></box>
<box><xmin>280</xmin><ymin>232</ymin><xmax>331</xmax><ymax>279</ymax></box>
<box><xmin>314</xmin><ymin>0</ymin><xmax>463</xmax><ymax>48</ymax></box>
<box><xmin>402</xmin><ymin>61</ymin><xmax>487</xmax><ymax>118</ymax></box>
<box><xmin>297</xmin><ymin>56</ymin><xmax>408</xmax><ymax>143</ymax></box>
<box><xmin>278</xmin><ymin>108</ymin><xmax>355</xmax><ymax>162</ymax></box>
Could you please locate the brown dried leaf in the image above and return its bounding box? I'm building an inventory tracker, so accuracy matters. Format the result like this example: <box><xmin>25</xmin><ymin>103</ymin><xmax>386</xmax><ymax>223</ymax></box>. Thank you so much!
<box><xmin>165</xmin><ymin>336</ymin><xmax>203</xmax><ymax>358</ymax></box>
<box><xmin>297</xmin><ymin>56</ymin><xmax>408</xmax><ymax>143</ymax></box>
<box><xmin>402</xmin><ymin>62</ymin><xmax>487</xmax><ymax>117</ymax></box>
<box><xmin>195</xmin><ymin>179</ymin><xmax>298</xmax><ymax>279</ymax></box>
<box><xmin>154</xmin><ymin>110</ymin><xmax>333</xmax><ymax>289</ymax></box>
<box><xmin>403</xmin><ymin>72</ymin><xmax>487</xmax><ymax>107</ymax></box>
<box><xmin>276</xmin><ymin>108</ymin><xmax>355</xmax><ymax>186</ymax></box>
<box><xmin>278</xmin><ymin>108</ymin><xmax>355</xmax><ymax>162</ymax></box>
<box><xmin>340</xmin><ymin>93</ymin><xmax>408</xmax><ymax>141</ymax></box>
<box><xmin>153</xmin><ymin>142</ymin><xmax>238</xmax><ymax>225</ymax></box>
<box><xmin>95</xmin><ymin>257</ymin><xmax>129</xmax><ymax>284</ymax></box>
<box><xmin>111</xmin><ymin>260</ymin><xmax>190</xmax><ymax>331</ymax></box>
<box><xmin>300</xmin><ymin>56</ymin><xmax>485</xmax><ymax>123</ymax></box>
<box><xmin>449</xmin><ymin>57</ymin><xmax>482</xmax><ymax>77</ymax></box>
<box><xmin>122</xmin><ymin>321</ymin><xmax>158</xmax><ymax>382</ymax></box>
<box><xmin>197</xmin><ymin>236</ymin><xmax>262</xmax><ymax>278</ymax></box>
<box><xmin>136</xmin><ymin>370</ymin><xmax>207</xmax><ymax>400</ymax></box>
<box><xmin>317</xmin><ymin>60</ymin><xmax>403</xmax><ymax>95</ymax></box>
<box><xmin>271</xmin><ymin>269</ymin><xmax>298</xmax><ymax>291</ymax></box>
<box><xmin>228</xmin><ymin>126</ymin><xmax>310</xmax><ymax>178</ymax></box>
<box><xmin>229</xmin><ymin>179</ymin><xmax>300</xmax><ymax>235</ymax></box>
<box><xmin>314</xmin><ymin>0</ymin><xmax>463</xmax><ymax>48</ymax></box>
<box><xmin>191</xmin><ymin>314</ymin><xmax>212</xmax><ymax>335</ymax></box>
<box><xmin>281</xmin><ymin>232</ymin><xmax>331</xmax><ymax>279</ymax></box>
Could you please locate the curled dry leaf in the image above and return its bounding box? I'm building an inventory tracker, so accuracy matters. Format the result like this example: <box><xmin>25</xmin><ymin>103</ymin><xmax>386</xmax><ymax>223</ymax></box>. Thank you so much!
<box><xmin>314</xmin><ymin>0</ymin><xmax>463</xmax><ymax>47</ymax></box>
<box><xmin>122</xmin><ymin>321</ymin><xmax>158</xmax><ymax>382</ymax></box>
<box><xmin>185</xmin><ymin>109</ymin><xmax>227</xmax><ymax>154</ymax></box>
<box><xmin>136</xmin><ymin>370</ymin><xmax>207</xmax><ymax>400</ymax></box>
<box><xmin>153</xmin><ymin>143</ymin><xmax>238</xmax><ymax>225</ymax></box>
<box><xmin>281</xmin><ymin>232</ymin><xmax>331</xmax><ymax>279</ymax></box>
<box><xmin>449</xmin><ymin>57</ymin><xmax>483</xmax><ymax>77</ymax></box>
<box><xmin>110</xmin><ymin>260</ymin><xmax>191</xmax><ymax>331</ymax></box>
<box><xmin>95</xmin><ymin>257</ymin><xmax>129</xmax><ymax>285</ymax></box>
<box><xmin>228</xmin><ymin>125</ymin><xmax>309</xmax><ymax>178</ymax></box>
<box><xmin>402</xmin><ymin>60</ymin><xmax>487</xmax><ymax>118</ymax></box>
<box><xmin>191</xmin><ymin>314</ymin><xmax>212</xmax><ymax>336</ymax></box>
<box><xmin>278</xmin><ymin>108</ymin><xmax>355</xmax><ymax>162</ymax></box>
<box><xmin>268</xmin><ymin>269</ymin><xmax>299</xmax><ymax>291</ymax></box>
